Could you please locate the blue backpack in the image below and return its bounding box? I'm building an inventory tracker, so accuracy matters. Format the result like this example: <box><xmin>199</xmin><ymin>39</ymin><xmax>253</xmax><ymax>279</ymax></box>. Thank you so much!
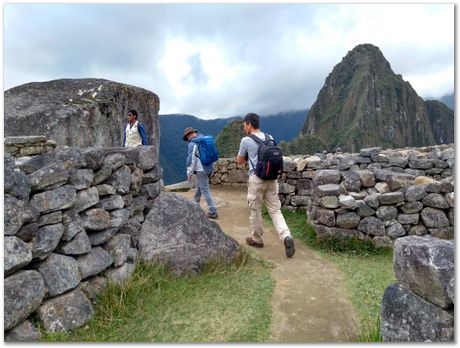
<box><xmin>190</xmin><ymin>135</ymin><xmax>219</xmax><ymax>166</ymax></box>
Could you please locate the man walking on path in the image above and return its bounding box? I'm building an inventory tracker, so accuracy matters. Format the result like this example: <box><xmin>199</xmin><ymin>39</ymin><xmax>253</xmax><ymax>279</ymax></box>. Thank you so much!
<box><xmin>236</xmin><ymin>113</ymin><xmax>295</xmax><ymax>258</ymax></box>
<box><xmin>183</xmin><ymin>127</ymin><xmax>218</xmax><ymax>219</ymax></box>
<box><xmin>123</xmin><ymin>109</ymin><xmax>149</xmax><ymax>147</ymax></box>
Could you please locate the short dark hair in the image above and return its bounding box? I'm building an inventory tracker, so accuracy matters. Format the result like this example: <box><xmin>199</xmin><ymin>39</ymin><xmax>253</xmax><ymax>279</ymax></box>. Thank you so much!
<box><xmin>128</xmin><ymin>109</ymin><xmax>138</xmax><ymax>119</ymax></box>
<box><xmin>243</xmin><ymin>113</ymin><xmax>260</xmax><ymax>129</ymax></box>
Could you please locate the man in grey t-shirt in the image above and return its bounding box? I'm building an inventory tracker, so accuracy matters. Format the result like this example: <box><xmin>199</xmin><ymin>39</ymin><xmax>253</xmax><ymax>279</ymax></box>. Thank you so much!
<box><xmin>236</xmin><ymin>113</ymin><xmax>295</xmax><ymax>258</ymax></box>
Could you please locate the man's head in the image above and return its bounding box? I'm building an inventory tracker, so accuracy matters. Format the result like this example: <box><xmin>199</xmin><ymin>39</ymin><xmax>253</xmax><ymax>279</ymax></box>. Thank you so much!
<box><xmin>183</xmin><ymin>127</ymin><xmax>198</xmax><ymax>141</ymax></box>
<box><xmin>127</xmin><ymin>109</ymin><xmax>138</xmax><ymax>123</ymax></box>
<box><xmin>243</xmin><ymin>112</ymin><xmax>260</xmax><ymax>134</ymax></box>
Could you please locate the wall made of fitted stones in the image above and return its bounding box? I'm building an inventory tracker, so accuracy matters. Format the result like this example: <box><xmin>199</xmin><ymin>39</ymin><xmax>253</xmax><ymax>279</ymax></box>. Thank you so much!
<box><xmin>4</xmin><ymin>139</ymin><xmax>163</xmax><ymax>340</ymax></box>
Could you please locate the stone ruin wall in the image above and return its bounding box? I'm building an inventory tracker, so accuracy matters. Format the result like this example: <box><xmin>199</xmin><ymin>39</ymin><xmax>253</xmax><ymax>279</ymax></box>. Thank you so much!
<box><xmin>211</xmin><ymin>144</ymin><xmax>455</xmax><ymax>342</ymax></box>
<box><xmin>211</xmin><ymin>144</ymin><xmax>454</xmax><ymax>248</ymax></box>
<box><xmin>4</xmin><ymin>136</ymin><xmax>163</xmax><ymax>341</ymax></box>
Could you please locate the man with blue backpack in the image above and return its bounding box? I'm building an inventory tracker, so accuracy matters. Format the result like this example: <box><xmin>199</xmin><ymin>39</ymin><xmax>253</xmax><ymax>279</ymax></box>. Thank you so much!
<box><xmin>236</xmin><ymin>113</ymin><xmax>295</xmax><ymax>258</ymax></box>
<box><xmin>183</xmin><ymin>127</ymin><xmax>219</xmax><ymax>219</ymax></box>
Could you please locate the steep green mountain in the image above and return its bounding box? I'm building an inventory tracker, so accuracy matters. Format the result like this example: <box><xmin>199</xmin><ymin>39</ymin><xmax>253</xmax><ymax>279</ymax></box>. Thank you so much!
<box><xmin>215</xmin><ymin>119</ymin><xmax>245</xmax><ymax>158</ymax></box>
<box><xmin>160</xmin><ymin>110</ymin><xmax>307</xmax><ymax>184</ymax></box>
<box><xmin>425</xmin><ymin>100</ymin><xmax>454</xmax><ymax>144</ymax></box>
<box><xmin>279</xmin><ymin>134</ymin><xmax>327</xmax><ymax>156</ymax></box>
<box><xmin>300</xmin><ymin>43</ymin><xmax>448</xmax><ymax>152</ymax></box>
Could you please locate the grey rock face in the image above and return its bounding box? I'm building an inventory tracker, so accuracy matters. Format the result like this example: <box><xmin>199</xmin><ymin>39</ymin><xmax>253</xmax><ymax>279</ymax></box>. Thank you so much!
<box><xmin>357</xmin><ymin>170</ymin><xmax>376</xmax><ymax>187</ymax></box>
<box><xmin>10</xmin><ymin>170</ymin><xmax>32</xmax><ymax>201</ymax></box>
<box><xmin>314</xmin><ymin>224</ymin><xmax>365</xmax><ymax>240</ymax></box>
<box><xmin>119</xmin><ymin>219</ymin><xmax>142</xmax><ymax>246</ymax></box>
<box><xmin>28</xmin><ymin>161</ymin><xmax>68</xmax><ymax>192</ymax></box>
<box><xmin>103</xmin><ymin>153</ymin><xmax>126</xmax><ymax>171</ymax></box>
<box><xmin>316</xmin><ymin>184</ymin><xmax>343</xmax><ymax>197</ymax></box>
<box><xmin>422</xmin><ymin>193</ymin><xmax>449</xmax><ymax>209</ymax></box>
<box><xmin>356</xmin><ymin>200</ymin><xmax>375</xmax><ymax>217</ymax></box>
<box><xmin>5</xmin><ymin>78</ymin><xmax>160</xmax><ymax>149</ymax></box>
<box><xmin>320</xmin><ymin>196</ymin><xmax>339</xmax><ymax>209</ymax></box>
<box><xmin>4</xmin><ymin>270</ymin><xmax>46</xmax><ymax>330</ymax></box>
<box><xmin>30</xmin><ymin>185</ymin><xmax>76</xmax><ymax>214</ymax></box>
<box><xmin>397</xmin><ymin>213</ymin><xmax>419</xmax><ymax>225</ymax></box>
<box><xmin>20</xmin><ymin>147</ymin><xmax>87</xmax><ymax>174</ymax></box>
<box><xmin>122</xmin><ymin>146</ymin><xmax>159</xmax><ymax>171</ymax></box>
<box><xmin>376</xmin><ymin>206</ymin><xmax>398</xmax><ymax>221</ymax></box>
<box><xmin>96</xmin><ymin>184</ymin><xmax>117</xmax><ymax>196</ymax></box>
<box><xmin>394</xmin><ymin>236</ymin><xmax>454</xmax><ymax>308</ymax></box>
<box><xmin>104</xmin><ymin>263</ymin><xmax>136</xmax><ymax>285</ymax></box>
<box><xmin>88</xmin><ymin>228</ymin><xmax>119</xmax><ymax>246</ymax></box>
<box><xmin>400</xmin><ymin>201</ymin><xmax>424</xmax><ymax>214</ymax></box>
<box><xmin>338</xmin><ymin>195</ymin><xmax>357</xmax><ymax>209</ymax></box>
<box><xmin>4</xmin><ymin>320</ymin><xmax>40</xmax><ymax>342</ymax></box>
<box><xmin>314</xmin><ymin>170</ymin><xmax>341</xmax><ymax>185</ymax></box>
<box><xmin>138</xmin><ymin>193</ymin><xmax>239</xmax><ymax>275</ymax></box>
<box><xmin>380</xmin><ymin>284</ymin><xmax>454</xmax><ymax>342</ymax></box>
<box><xmin>379</xmin><ymin>192</ymin><xmax>404</xmax><ymax>205</ymax></box>
<box><xmin>358</xmin><ymin>216</ymin><xmax>385</xmax><ymax>236</ymax></box>
<box><xmin>373</xmin><ymin>169</ymin><xmax>415</xmax><ymax>191</ymax></box>
<box><xmin>82</xmin><ymin>208</ymin><xmax>112</xmax><ymax>230</ymax></box>
<box><xmin>62</xmin><ymin>210</ymin><xmax>85</xmax><ymax>241</ymax></box>
<box><xmin>316</xmin><ymin>208</ymin><xmax>336</xmax><ymax>227</ymax></box>
<box><xmin>31</xmin><ymin>224</ymin><xmax>64</xmax><ymax>260</ymax></box>
<box><xmin>296</xmin><ymin>179</ymin><xmax>313</xmax><ymax>195</ymax></box>
<box><xmin>386</xmin><ymin>222</ymin><xmax>406</xmax><ymax>238</ymax></box>
<box><xmin>429</xmin><ymin>227</ymin><xmax>454</xmax><ymax>240</ymax></box>
<box><xmin>336</xmin><ymin>212</ymin><xmax>361</xmax><ymax>228</ymax></box>
<box><xmin>78</xmin><ymin>276</ymin><xmax>107</xmax><ymax>301</ymax></box>
<box><xmin>76</xmin><ymin>246</ymin><xmax>113</xmax><ymax>279</ymax></box>
<box><xmin>96</xmin><ymin>194</ymin><xmax>124</xmax><ymax>211</ymax></box>
<box><xmin>36</xmin><ymin>253</ymin><xmax>81</xmax><ymax>296</ymax></box>
<box><xmin>103</xmin><ymin>234</ymin><xmax>131</xmax><ymax>266</ymax></box>
<box><xmin>16</xmin><ymin>222</ymin><xmax>39</xmax><ymax>242</ymax></box>
<box><xmin>409</xmin><ymin>225</ymin><xmax>428</xmax><ymax>236</ymax></box>
<box><xmin>142</xmin><ymin>166</ymin><xmax>163</xmax><ymax>184</ymax></box>
<box><xmin>363</xmin><ymin>194</ymin><xmax>380</xmax><ymax>208</ymax></box>
<box><xmin>140</xmin><ymin>181</ymin><xmax>162</xmax><ymax>199</ymax></box>
<box><xmin>74</xmin><ymin>187</ymin><xmax>100</xmax><ymax>213</ymax></box>
<box><xmin>404</xmin><ymin>185</ymin><xmax>427</xmax><ymax>202</ymax></box>
<box><xmin>290</xmin><ymin>196</ymin><xmax>311</xmax><ymax>206</ymax></box>
<box><xmin>57</xmin><ymin>231</ymin><xmax>92</xmax><ymax>255</ymax></box>
<box><xmin>4</xmin><ymin>194</ymin><xmax>38</xmax><ymax>236</ymax></box>
<box><xmin>38</xmin><ymin>289</ymin><xmax>94</xmax><ymax>332</ymax></box>
<box><xmin>130</xmin><ymin>166</ymin><xmax>143</xmax><ymax>192</ymax></box>
<box><xmin>92</xmin><ymin>165</ymin><xmax>112</xmax><ymax>186</ymax></box>
<box><xmin>4</xmin><ymin>236</ymin><xmax>32</xmax><ymax>275</ymax></box>
<box><xmin>420</xmin><ymin>207</ymin><xmax>450</xmax><ymax>228</ymax></box>
<box><xmin>38</xmin><ymin>211</ymin><xmax>62</xmax><ymax>227</ymax></box>
<box><xmin>372</xmin><ymin>236</ymin><xmax>393</xmax><ymax>249</ymax></box>
<box><xmin>110</xmin><ymin>208</ymin><xmax>130</xmax><ymax>228</ymax></box>
<box><xmin>106</xmin><ymin>165</ymin><xmax>132</xmax><ymax>194</ymax></box>
<box><xmin>68</xmin><ymin>169</ymin><xmax>94</xmax><ymax>190</ymax></box>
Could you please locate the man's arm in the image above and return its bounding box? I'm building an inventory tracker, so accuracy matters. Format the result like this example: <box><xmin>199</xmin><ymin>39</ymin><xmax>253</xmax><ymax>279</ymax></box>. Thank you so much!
<box><xmin>138</xmin><ymin>124</ymin><xmax>149</xmax><ymax>145</ymax></box>
<box><xmin>236</xmin><ymin>138</ymin><xmax>247</xmax><ymax>164</ymax></box>
<box><xmin>123</xmin><ymin>128</ymin><xmax>126</xmax><ymax>147</ymax></box>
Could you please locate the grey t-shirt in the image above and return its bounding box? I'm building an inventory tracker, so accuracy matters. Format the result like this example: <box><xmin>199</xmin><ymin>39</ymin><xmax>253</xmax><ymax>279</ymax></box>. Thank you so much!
<box><xmin>238</xmin><ymin>132</ymin><xmax>274</xmax><ymax>176</ymax></box>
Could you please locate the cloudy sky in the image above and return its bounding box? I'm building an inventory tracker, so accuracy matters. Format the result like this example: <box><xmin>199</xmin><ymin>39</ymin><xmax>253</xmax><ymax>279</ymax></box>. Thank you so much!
<box><xmin>4</xmin><ymin>3</ymin><xmax>454</xmax><ymax>119</ymax></box>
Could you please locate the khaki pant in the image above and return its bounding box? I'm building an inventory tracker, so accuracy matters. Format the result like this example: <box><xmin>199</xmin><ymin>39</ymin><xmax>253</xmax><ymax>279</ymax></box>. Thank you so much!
<box><xmin>247</xmin><ymin>175</ymin><xmax>291</xmax><ymax>244</ymax></box>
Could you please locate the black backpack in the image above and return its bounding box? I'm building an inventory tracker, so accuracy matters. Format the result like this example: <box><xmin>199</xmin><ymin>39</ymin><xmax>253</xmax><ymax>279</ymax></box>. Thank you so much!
<box><xmin>248</xmin><ymin>133</ymin><xmax>284</xmax><ymax>180</ymax></box>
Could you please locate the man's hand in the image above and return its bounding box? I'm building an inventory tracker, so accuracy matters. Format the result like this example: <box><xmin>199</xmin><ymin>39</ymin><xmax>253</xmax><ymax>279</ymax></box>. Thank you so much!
<box><xmin>236</xmin><ymin>155</ymin><xmax>246</xmax><ymax>165</ymax></box>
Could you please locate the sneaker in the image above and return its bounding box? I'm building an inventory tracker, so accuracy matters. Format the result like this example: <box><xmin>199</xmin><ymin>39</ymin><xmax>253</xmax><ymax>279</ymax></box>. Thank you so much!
<box><xmin>245</xmin><ymin>236</ymin><xmax>264</xmax><ymax>248</ymax></box>
<box><xmin>206</xmin><ymin>212</ymin><xmax>218</xmax><ymax>219</ymax></box>
<box><xmin>284</xmin><ymin>236</ymin><xmax>295</xmax><ymax>258</ymax></box>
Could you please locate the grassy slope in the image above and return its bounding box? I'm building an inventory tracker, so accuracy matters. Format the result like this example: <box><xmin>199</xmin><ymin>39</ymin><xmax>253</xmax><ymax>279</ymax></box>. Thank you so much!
<box><xmin>40</xmin><ymin>254</ymin><xmax>274</xmax><ymax>343</ymax></box>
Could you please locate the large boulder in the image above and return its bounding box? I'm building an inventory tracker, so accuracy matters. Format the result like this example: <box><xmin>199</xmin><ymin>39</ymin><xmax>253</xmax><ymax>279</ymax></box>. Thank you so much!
<box><xmin>138</xmin><ymin>193</ymin><xmax>239</xmax><ymax>275</ymax></box>
<box><xmin>36</xmin><ymin>253</ymin><xmax>81</xmax><ymax>296</ymax></box>
<box><xmin>5</xmin><ymin>78</ymin><xmax>160</xmax><ymax>151</ymax></box>
<box><xmin>393</xmin><ymin>236</ymin><xmax>454</xmax><ymax>309</ymax></box>
<box><xmin>4</xmin><ymin>270</ymin><xmax>46</xmax><ymax>330</ymax></box>
<box><xmin>4</xmin><ymin>236</ymin><xmax>32</xmax><ymax>275</ymax></box>
<box><xmin>381</xmin><ymin>284</ymin><xmax>454</xmax><ymax>342</ymax></box>
<box><xmin>37</xmin><ymin>289</ymin><xmax>93</xmax><ymax>332</ymax></box>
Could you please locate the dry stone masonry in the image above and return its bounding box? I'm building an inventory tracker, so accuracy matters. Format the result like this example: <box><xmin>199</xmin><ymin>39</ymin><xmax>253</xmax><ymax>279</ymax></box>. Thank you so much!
<box><xmin>212</xmin><ymin>144</ymin><xmax>454</xmax><ymax>248</ymax></box>
<box><xmin>4</xmin><ymin>137</ymin><xmax>239</xmax><ymax>341</ymax></box>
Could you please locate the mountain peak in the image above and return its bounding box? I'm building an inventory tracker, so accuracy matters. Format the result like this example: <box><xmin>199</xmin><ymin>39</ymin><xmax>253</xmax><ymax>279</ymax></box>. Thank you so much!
<box><xmin>300</xmin><ymin>44</ymin><xmax>453</xmax><ymax>152</ymax></box>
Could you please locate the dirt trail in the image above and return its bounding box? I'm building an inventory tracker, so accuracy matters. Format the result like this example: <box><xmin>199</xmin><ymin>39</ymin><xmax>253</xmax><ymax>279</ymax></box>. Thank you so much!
<box><xmin>177</xmin><ymin>186</ymin><xmax>357</xmax><ymax>342</ymax></box>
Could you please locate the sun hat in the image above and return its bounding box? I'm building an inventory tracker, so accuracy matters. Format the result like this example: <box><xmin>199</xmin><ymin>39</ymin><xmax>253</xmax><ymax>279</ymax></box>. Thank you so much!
<box><xmin>183</xmin><ymin>127</ymin><xmax>198</xmax><ymax>141</ymax></box>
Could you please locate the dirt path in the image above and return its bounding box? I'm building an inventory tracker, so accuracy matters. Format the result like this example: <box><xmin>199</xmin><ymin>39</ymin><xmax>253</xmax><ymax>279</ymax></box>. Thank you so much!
<box><xmin>177</xmin><ymin>185</ymin><xmax>358</xmax><ymax>342</ymax></box>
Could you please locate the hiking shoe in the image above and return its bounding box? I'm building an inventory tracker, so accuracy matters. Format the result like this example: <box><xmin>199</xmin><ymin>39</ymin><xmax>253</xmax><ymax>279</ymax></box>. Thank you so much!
<box><xmin>245</xmin><ymin>237</ymin><xmax>264</xmax><ymax>248</ymax></box>
<box><xmin>284</xmin><ymin>236</ymin><xmax>295</xmax><ymax>258</ymax></box>
<box><xmin>206</xmin><ymin>212</ymin><xmax>218</xmax><ymax>219</ymax></box>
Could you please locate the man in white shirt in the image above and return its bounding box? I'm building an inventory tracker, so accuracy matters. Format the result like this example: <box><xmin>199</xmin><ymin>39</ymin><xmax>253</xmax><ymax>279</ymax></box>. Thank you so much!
<box><xmin>123</xmin><ymin>109</ymin><xmax>148</xmax><ymax>147</ymax></box>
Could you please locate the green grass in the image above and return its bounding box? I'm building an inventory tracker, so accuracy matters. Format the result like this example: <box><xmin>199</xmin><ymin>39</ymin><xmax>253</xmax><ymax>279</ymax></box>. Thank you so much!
<box><xmin>263</xmin><ymin>207</ymin><xmax>395</xmax><ymax>342</ymax></box>
<box><xmin>40</xmin><ymin>251</ymin><xmax>274</xmax><ymax>343</ymax></box>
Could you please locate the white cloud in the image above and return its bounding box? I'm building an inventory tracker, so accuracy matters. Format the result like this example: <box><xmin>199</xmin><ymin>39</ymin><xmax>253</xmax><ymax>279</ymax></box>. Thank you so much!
<box><xmin>4</xmin><ymin>3</ymin><xmax>454</xmax><ymax>119</ymax></box>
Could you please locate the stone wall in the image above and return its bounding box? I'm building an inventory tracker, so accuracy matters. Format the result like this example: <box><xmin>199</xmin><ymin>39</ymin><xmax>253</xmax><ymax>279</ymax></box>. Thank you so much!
<box><xmin>211</xmin><ymin>144</ymin><xmax>454</xmax><ymax>248</ymax></box>
<box><xmin>5</xmin><ymin>136</ymin><xmax>57</xmax><ymax>157</ymax></box>
<box><xmin>4</xmin><ymin>137</ymin><xmax>239</xmax><ymax>341</ymax></box>
<box><xmin>380</xmin><ymin>236</ymin><xmax>454</xmax><ymax>342</ymax></box>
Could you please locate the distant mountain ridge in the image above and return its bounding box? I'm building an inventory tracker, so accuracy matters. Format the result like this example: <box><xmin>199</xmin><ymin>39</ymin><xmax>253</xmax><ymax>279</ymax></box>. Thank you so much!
<box><xmin>299</xmin><ymin>44</ymin><xmax>454</xmax><ymax>152</ymax></box>
<box><xmin>160</xmin><ymin>110</ymin><xmax>308</xmax><ymax>184</ymax></box>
